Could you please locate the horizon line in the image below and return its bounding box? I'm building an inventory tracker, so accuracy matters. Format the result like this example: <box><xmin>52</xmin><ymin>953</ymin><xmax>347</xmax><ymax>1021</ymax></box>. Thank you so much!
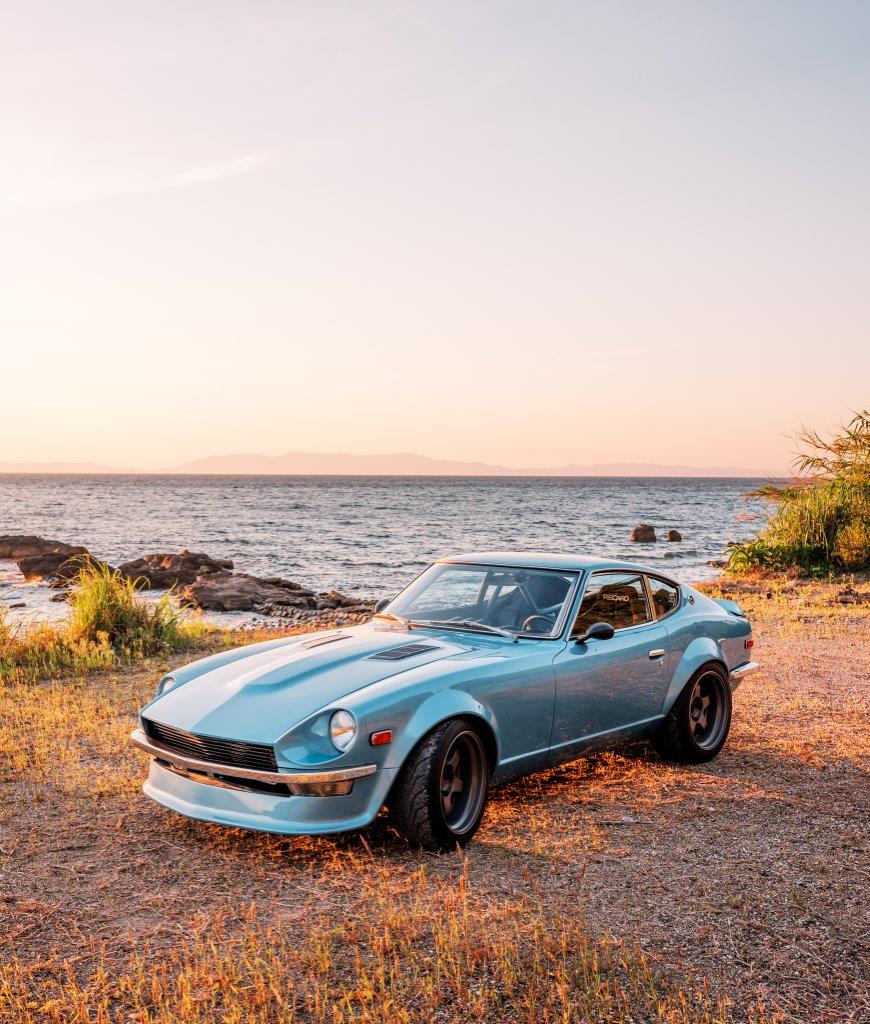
<box><xmin>0</xmin><ymin>448</ymin><xmax>788</xmax><ymax>479</ymax></box>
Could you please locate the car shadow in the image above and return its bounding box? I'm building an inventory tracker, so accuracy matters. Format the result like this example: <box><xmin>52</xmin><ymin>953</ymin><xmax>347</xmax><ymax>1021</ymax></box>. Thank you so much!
<box><xmin>135</xmin><ymin>736</ymin><xmax>866</xmax><ymax>875</ymax></box>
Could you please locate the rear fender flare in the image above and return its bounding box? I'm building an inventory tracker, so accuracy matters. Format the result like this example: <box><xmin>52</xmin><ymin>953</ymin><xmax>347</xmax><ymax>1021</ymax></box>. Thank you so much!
<box><xmin>663</xmin><ymin>638</ymin><xmax>728</xmax><ymax>715</ymax></box>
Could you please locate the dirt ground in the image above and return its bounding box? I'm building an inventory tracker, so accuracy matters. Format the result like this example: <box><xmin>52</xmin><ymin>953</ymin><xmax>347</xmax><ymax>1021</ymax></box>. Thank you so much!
<box><xmin>1</xmin><ymin>577</ymin><xmax>868</xmax><ymax>1022</ymax></box>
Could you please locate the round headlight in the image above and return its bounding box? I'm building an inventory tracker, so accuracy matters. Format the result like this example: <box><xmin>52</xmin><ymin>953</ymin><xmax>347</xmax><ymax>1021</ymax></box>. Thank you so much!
<box><xmin>329</xmin><ymin>710</ymin><xmax>357</xmax><ymax>752</ymax></box>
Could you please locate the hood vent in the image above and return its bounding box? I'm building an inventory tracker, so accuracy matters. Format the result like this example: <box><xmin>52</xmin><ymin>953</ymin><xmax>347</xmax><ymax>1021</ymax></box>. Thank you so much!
<box><xmin>369</xmin><ymin>643</ymin><xmax>438</xmax><ymax>661</ymax></box>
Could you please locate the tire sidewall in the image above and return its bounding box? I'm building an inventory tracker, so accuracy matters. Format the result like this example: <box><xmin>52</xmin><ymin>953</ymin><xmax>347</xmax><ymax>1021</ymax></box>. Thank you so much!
<box><xmin>677</xmin><ymin>664</ymin><xmax>732</xmax><ymax>761</ymax></box>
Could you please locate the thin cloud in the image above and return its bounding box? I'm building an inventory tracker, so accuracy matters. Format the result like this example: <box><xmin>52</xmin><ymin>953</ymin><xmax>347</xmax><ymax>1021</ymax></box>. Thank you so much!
<box><xmin>160</xmin><ymin>153</ymin><xmax>266</xmax><ymax>188</ymax></box>
<box><xmin>1</xmin><ymin>152</ymin><xmax>268</xmax><ymax>209</ymax></box>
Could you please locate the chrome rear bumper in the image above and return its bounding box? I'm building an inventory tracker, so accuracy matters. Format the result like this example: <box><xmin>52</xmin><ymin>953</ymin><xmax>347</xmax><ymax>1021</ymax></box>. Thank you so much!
<box><xmin>729</xmin><ymin>661</ymin><xmax>759</xmax><ymax>689</ymax></box>
<box><xmin>129</xmin><ymin>728</ymin><xmax>376</xmax><ymax>787</ymax></box>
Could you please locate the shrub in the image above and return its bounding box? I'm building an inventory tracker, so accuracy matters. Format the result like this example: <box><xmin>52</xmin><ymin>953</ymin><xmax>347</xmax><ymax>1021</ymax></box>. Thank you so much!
<box><xmin>728</xmin><ymin>411</ymin><xmax>870</xmax><ymax>574</ymax></box>
<box><xmin>0</xmin><ymin>564</ymin><xmax>197</xmax><ymax>680</ymax></box>
<box><xmin>67</xmin><ymin>560</ymin><xmax>185</xmax><ymax>657</ymax></box>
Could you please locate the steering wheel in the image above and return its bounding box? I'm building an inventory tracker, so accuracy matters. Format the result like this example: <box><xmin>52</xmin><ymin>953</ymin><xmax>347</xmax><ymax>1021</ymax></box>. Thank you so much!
<box><xmin>521</xmin><ymin>614</ymin><xmax>556</xmax><ymax>634</ymax></box>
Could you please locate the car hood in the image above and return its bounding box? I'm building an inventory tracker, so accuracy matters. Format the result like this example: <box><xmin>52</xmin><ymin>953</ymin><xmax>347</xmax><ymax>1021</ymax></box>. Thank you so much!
<box><xmin>143</xmin><ymin>626</ymin><xmax>474</xmax><ymax>743</ymax></box>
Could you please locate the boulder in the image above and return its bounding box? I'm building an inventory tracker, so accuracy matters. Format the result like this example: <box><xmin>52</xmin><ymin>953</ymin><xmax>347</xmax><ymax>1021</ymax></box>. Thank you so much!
<box><xmin>16</xmin><ymin>551</ymin><xmax>112</xmax><ymax>584</ymax></box>
<box><xmin>629</xmin><ymin>524</ymin><xmax>657</xmax><ymax>543</ymax></box>
<box><xmin>179</xmin><ymin>572</ymin><xmax>317</xmax><ymax>612</ymax></box>
<box><xmin>116</xmin><ymin>550</ymin><xmax>234</xmax><ymax>589</ymax></box>
<box><xmin>666</xmin><ymin>529</ymin><xmax>683</xmax><ymax>542</ymax></box>
<box><xmin>0</xmin><ymin>535</ymin><xmax>87</xmax><ymax>561</ymax></box>
<box><xmin>317</xmin><ymin>589</ymin><xmax>361</xmax><ymax>609</ymax></box>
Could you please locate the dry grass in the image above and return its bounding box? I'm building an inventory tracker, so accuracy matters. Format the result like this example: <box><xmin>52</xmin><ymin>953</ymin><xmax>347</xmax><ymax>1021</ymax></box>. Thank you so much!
<box><xmin>1</xmin><ymin>578</ymin><xmax>867</xmax><ymax>1023</ymax></box>
<box><xmin>0</xmin><ymin>867</ymin><xmax>755</xmax><ymax>1024</ymax></box>
<box><xmin>0</xmin><ymin>562</ymin><xmax>202</xmax><ymax>682</ymax></box>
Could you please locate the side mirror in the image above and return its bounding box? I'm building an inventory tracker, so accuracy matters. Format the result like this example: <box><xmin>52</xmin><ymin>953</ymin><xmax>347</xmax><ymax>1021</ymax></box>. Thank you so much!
<box><xmin>375</xmin><ymin>598</ymin><xmax>390</xmax><ymax>613</ymax></box>
<box><xmin>575</xmin><ymin>621</ymin><xmax>615</xmax><ymax>644</ymax></box>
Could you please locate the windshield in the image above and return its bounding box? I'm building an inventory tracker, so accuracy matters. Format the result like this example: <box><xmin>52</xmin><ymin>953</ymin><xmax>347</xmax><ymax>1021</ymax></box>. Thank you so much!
<box><xmin>383</xmin><ymin>563</ymin><xmax>579</xmax><ymax>638</ymax></box>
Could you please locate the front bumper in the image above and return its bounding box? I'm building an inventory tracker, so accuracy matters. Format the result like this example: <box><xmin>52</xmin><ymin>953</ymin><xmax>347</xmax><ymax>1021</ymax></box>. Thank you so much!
<box><xmin>729</xmin><ymin>661</ymin><xmax>759</xmax><ymax>690</ymax></box>
<box><xmin>130</xmin><ymin>727</ymin><xmax>376</xmax><ymax>790</ymax></box>
<box><xmin>131</xmin><ymin>728</ymin><xmax>395</xmax><ymax>836</ymax></box>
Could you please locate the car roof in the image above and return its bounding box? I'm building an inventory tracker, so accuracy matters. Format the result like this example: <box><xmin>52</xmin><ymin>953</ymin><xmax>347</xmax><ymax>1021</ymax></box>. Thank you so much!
<box><xmin>439</xmin><ymin>551</ymin><xmax>678</xmax><ymax>580</ymax></box>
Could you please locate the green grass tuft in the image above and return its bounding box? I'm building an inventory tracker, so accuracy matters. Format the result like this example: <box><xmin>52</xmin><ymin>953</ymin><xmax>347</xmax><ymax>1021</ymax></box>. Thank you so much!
<box><xmin>0</xmin><ymin>563</ymin><xmax>201</xmax><ymax>681</ymax></box>
<box><xmin>68</xmin><ymin>559</ymin><xmax>186</xmax><ymax>657</ymax></box>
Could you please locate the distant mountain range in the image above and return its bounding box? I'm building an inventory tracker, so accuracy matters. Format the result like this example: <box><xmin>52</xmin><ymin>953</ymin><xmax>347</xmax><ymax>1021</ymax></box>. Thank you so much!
<box><xmin>0</xmin><ymin>451</ymin><xmax>781</xmax><ymax>477</ymax></box>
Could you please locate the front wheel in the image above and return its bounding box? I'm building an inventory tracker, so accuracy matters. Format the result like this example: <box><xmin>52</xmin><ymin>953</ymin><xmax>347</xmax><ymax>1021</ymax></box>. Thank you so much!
<box><xmin>389</xmin><ymin>720</ymin><xmax>490</xmax><ymax>851</ymax></box>
<box><xmin>655</xmin><ymin>664</ymin><xmax>732</xmax><ymax>763</ymax></box>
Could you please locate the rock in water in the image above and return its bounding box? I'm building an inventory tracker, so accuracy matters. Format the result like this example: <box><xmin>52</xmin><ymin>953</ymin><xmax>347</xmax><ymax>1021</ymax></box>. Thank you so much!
<box><xmin>0</xmin><ymin>535</ymin><xmax>88</xmax><ymax>560</ymax></box>
<box><xmin>317</xmin><ymin>589</ymin><xmax>361</xmax><ymax>608</ymax></box>
<box><xmin>666</xmin><ymin>529</ymin><xmax>683</xmax><ymax>542</ymax></box>
<box><xmin>16</xmin><ymin>551</ymin><xmax>112</xmax><ymax>584</ymax></box>
<box><xmin>116</xmin><ymin>550</ymin><xmax>234</xmax><ymax>589</ymax></box>
<box><xmin>179</xmin><ymin>572</ymin><xmax>317</xmax><ymax>612</ymax></box>
<box><xmin>630</xmin><ymin>524</ymin><xmax>657</xmax><ymax>543</ymax></box>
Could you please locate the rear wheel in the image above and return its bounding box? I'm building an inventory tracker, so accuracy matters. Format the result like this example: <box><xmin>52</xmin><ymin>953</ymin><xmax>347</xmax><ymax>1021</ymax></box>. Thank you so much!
<box><xmin>389</xmin><ymin>720</ymin><xmax>490</xmax><ymax>851</ymax></box>
<box><xmin>655</xmin><ymin>664</ymin><xmax>732</xmax><ymax>762</ymax></box>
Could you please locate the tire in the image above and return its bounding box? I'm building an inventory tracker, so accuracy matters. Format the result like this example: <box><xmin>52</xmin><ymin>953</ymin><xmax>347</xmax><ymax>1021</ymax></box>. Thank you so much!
<box><xmin>655</xmin><ymin>663</ymin><xmax>732</xmax><ymax>763</ymax></box>
<box><xmin>389</xmin><ymin>719</ymin><xmax>490</xmax><ymax>851</ymax></box>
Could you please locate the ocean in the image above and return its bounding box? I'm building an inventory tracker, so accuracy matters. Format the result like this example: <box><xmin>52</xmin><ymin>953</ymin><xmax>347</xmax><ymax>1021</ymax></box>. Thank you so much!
<box><xmin>0</xmin><ymin>475</ymin><xmax>769</xmax><ymax>621</ymax></box>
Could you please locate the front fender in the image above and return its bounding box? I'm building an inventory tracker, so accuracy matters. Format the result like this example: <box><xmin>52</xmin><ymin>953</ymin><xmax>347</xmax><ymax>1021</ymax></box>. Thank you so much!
<box><xmin>378</xmin><ymin>690</ymin><xmax>499</xmax><ymax>774</ymax></box>
<box><xmin>662</xmin><ymin>637</ymin><xmax>727</xmax><ymax>714</ymax></box>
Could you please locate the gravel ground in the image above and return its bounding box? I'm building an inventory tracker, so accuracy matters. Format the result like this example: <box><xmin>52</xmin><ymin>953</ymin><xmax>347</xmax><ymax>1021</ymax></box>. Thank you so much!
<box><xmin>1</xmin><ymin>576</ymin><xmax>868</xmax><ymax>1022</ymax></box>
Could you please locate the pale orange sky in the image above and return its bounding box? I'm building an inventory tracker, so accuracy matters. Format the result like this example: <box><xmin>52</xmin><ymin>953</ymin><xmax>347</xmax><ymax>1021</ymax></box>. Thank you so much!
<box><xmin>1</xmin><ymin>2</ymin><xmax>867</xmax><ymax>473</ymax></box>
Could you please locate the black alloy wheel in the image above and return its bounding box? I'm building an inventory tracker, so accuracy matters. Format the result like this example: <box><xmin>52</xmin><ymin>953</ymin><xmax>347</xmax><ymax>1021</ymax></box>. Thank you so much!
<box><xmin>687</xmin><ymin>672</ymin><xmax>729</xmax><ymax>751</ymax></box>
<box><xmin>655</xmin><ymin>664</ymin><xmax>732</xmax><ymax>763</ymax></box>
<box><xmin>438</xmin><ymin>729</ymin><xmax>487</xmax><ymax>834</ymax></box>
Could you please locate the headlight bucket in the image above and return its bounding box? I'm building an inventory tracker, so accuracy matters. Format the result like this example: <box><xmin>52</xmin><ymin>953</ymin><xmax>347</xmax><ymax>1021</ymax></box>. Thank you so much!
<box><xmin>329</xmin><ymin>710</ymin><xmax>357</xmax><ymax>752</ymax></box>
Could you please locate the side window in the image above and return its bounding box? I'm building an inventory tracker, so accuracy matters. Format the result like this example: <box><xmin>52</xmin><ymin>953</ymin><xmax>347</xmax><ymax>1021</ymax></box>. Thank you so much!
<box><xmin>571</xmin><ymin>572</ymin><xmax>651</xmax><ymax>635</ymax></box>
<box><xmin>648</xmin><ymin>577</ymin><xmax>679</xmax><ymax>618</ymax></box>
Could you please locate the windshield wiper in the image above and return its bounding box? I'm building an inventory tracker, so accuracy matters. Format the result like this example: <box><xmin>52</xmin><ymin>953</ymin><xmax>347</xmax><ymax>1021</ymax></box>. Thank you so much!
<box><xmin>373</xmin><ymin>611</ymin><xmax>413</xmax><ymax>629</ymax></box>
<box><xmin>415</xmin><ymin>618</ymin><xmax>517</xmax><ymax>642</ymax></box>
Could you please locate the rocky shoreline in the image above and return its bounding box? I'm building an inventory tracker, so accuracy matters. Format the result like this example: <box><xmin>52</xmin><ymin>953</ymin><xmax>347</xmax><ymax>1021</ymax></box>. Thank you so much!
<box><xmin>0</xmin><ymin>535</ymin><xmax>376</xmax><ymax>627</ymax></box>
<box><xmin>0</xmin><ymin>524</ymin><xmax>750</xmax><ymax>628</ymax></box>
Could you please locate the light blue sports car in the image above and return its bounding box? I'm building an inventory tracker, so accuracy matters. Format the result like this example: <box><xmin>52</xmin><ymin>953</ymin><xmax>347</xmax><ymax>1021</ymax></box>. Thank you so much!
<box><xmin>132</xmin><ymin>553</ymin><xmax>758</xmax><ymax>850</ymax></box>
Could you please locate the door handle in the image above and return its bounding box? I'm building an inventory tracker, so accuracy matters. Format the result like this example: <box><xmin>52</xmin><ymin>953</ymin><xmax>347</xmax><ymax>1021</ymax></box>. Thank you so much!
<box><xmin>648</xmin><ymin>649</ymin><xmax>666</xmax><ymax>659</ymax></box>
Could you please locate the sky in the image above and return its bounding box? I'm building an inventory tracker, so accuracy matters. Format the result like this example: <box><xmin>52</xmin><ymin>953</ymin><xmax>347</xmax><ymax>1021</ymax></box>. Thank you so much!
<box><xmin>1</xmin><ymin>0</ymin><xmax>868</xmax><ymax>473</ymax></box>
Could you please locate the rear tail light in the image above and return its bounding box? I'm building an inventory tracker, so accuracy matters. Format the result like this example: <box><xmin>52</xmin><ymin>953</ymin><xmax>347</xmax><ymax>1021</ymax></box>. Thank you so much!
<box><xmin>745</xmin><ymin>639</ymin><xmax>754</xmax><ymax>649</ymax></box>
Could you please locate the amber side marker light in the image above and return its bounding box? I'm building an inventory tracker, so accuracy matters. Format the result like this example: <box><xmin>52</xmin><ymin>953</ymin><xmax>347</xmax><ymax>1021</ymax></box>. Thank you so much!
<box><xmin>745</xmin><ymin>639</ymin><xmax>754</xmax><ymax>649</ymax></box>
<box><xmin>370</xmin><ymin>730</ymin><xmax>393</xmax><ymax>746</ymax></box>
